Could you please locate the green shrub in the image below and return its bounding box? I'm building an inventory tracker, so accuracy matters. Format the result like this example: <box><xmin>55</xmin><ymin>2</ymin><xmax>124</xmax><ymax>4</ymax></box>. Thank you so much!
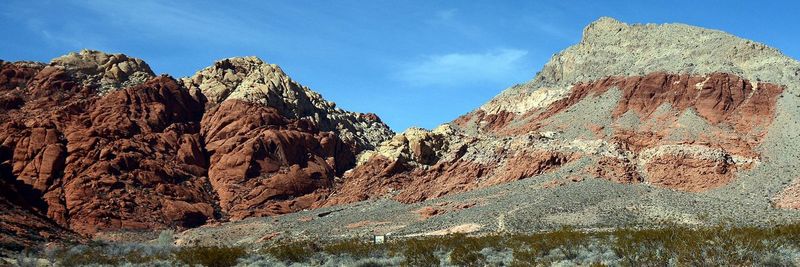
<box><xmin>323</xmin><ymin>239</ymin><xmax>381</xmax><ymax>258</ymax></box>
<box><xmin>175</xmin><ymin>245</ymin><xmax>246</xmax><ymax>267</ymax></box>
<box><xmin>449</xmin><ymin>241</ymin><xmax>487</xmax><ymax>266</ymax></box>
<box><xmin>612</xmin><ymin>227</ymin><xmax>675</xmax><ymax>266</ymax></box>
<box><xmin>399</xmin><ymin>238</ymin><xmax>440</xmax><ymax>267</ymax></box>
<box><xmin>510</xmin><ymin>247</ymin><xmax>538</xmax><ymax>267</ymax></box>
<box><xmin>36</xmin><ymin>222</ymin><xmax>800</xmax><ymax>266</ymax></box>
<box><xmin>56</xmin><ymin>247</ymin><xmax>120</xmax><ymax>267</ymax></box>
<box><xmin>262</xmin><ymin>241</ymin><xmax>317</xmax><ymax>263</ymax></box>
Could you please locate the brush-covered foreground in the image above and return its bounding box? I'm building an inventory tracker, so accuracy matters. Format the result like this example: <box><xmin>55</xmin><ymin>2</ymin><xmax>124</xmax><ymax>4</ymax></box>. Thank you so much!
<box><xmin>6</xmin><ymin>224</ymin><xmax>800</xmax><ymax>266</ymax></box>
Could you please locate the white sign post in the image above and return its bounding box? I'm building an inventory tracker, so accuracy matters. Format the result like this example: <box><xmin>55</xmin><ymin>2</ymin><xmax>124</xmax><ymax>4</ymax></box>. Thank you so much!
<box><xmin>373</xmin><ymin>235</ymin><xmax>386</xmax><ymax>244</ymax></box>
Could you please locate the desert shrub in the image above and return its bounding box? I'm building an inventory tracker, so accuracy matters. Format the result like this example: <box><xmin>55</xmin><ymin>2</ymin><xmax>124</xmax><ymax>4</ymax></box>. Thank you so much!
<box><xmin>542</xmin><ymin>226</ymin><xmax>589</xmax><ymax>259</ymax></box>
<box><xmin>397</xmin><ymin>238</ymin><xmax>440</xmax><ymax>267</ymax></box>
<box><xmin>772</xmin><ymin>223</ymin><xmax>800</xmax><ymax>244</ymax></box>
<box><xmin>262</xmin><ymin>241</ymin><xmax>317</xmax><ymax>263</ymax></box>
<box><xmin>349</xmin><ymin>255</ymin><xmax>405</xmax><ymax>267</ymax></box>
<box><xmin>56</xmin><ymin>243</ymin><xmax>126</xmax><ymax>266</ymax></box>
<box><xmin>323</xmin><ymin>239</ymin><xmax>382</xmax><ymax>258</ymax></box>
<box><xmin>608</xmin><ymin>223</ymin><xmax>800</xmax><ymax>266</ymax></box>
<box><xmin>448</xmin><ymin>241</ymin><xmax>487</xmax><ymax>266</ymax></box>
<box><xmin>157</xmin><ymin>229</ymin><xmax>175</xmax><ymax>247</ymax></box>
<box><xmin>612</xmin><ymin>227</ymin><xmax>675</xmax><ymax>266</ymax></box>
<box><xmin>509</xmin><ymin>226</ymin><xmax>590</xmax><ymax>265</ymax></box>
<box><xmin>30</xmin><ymin>223</ymin><xmax>800</xmax><ymax>266</ymax></box>
<box><xmin>174</xmin><ymin>245</ymin><xmax>246</xmax><ymax>267</ymax></box>
<box><xmin>510</xmin><ymin>247</ymin><xmax>538</xmax><ymax>267</ymax></box>
<box><xmin>14</xmin><ymin>250</ymin><xmax>38</xmax><ymax>267</ymax></box>
<box><xmin>50</xmin><ymin>240</ymin><xmax>177</xmax><ymax>266</ymax></box>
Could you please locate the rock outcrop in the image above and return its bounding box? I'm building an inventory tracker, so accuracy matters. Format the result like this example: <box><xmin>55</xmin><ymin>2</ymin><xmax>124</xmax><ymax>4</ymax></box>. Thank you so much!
<box><xmin>0</xmin><ymin>174</ymin><xmax>76</xmax><ymax>251</ymax></box>
<box><xmin>182</xmin><ymin>57</ymin><xmax>393</xmax><ymax>151</ymax></box>
<box><xmin>201</xmin><ymin>100</ymin><xmax>355</xmax><ymax>219</ymax></box>
<box><xmin>0</xmin><ymin>52</ymin><xmax>393</xmax><ymax>248</ymax></box>
<box><xmin>0</xmin><ymin>59</ymin><xmax>216</xmax><ymax>235</ymax></box>
<box><xmin>50</xmin><ymin>49</ymin><xmax>155</xmax><ymax>93</ymax></box>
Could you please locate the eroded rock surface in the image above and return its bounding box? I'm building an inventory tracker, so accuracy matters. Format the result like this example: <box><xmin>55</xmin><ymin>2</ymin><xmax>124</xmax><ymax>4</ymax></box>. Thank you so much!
<box><xmin>50</xmin><ymin>49</ymin><xmax>155</xmax><ymax>93</ymax></box>
<box><xmin>182</xmin><ymin>57</ymin><xmax>393</xmax><ymax>151</ymax></box>
<box><xmin>0</xmin><ymin>52</ymin><xmax>391</xmax><ymax>245</ymax></box>
<box><xmin>201</xmin><ymin>100</ymin><xmax>354</xmax><ymax>219</ymax></box>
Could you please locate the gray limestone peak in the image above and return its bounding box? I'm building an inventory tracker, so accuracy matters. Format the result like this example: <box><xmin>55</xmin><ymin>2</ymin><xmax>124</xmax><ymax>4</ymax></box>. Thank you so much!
<box><xmin>183</xmin><ymin>56</ymin><xmax>394</xmax><ymax>151</ymax></box>
<box><xmin>481</xmin><ymin>16</ymin><xmax>800</xmax><ymax>115</ymax></box>
<box><xmin>51</xmin><ymin>49</ymin><xmax>155</xmax><ymax>93</ymax></box>
<box><xmin>538</xmin><ymin>16</ymin><xmax>799</xmax><ymax>87</ymax></box>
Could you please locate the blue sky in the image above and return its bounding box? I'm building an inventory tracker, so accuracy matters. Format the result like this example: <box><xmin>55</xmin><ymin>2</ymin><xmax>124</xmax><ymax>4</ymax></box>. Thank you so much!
<box><xmin>2</xmin><ymin>1</ymin><xmax>799</xmax><ymax>132</ymax></box>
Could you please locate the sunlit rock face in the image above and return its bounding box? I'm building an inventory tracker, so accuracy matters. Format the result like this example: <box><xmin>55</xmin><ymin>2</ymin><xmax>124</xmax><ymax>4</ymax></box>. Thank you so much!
<box><xmin>182</xmin><ymin>56</ymin><xmax>393</xmax><ymax>152</ymax></box>
<box><xmin>0</xmin><ymin>52</ymin><xmax>392</xmax><ymax>241</ymax></box>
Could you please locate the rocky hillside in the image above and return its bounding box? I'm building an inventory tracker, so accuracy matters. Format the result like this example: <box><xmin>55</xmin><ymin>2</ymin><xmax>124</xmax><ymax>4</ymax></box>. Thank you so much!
<box><xmin>341</xmin><ymin>17</ymin><xmax>800</xmax><ymax>209</ymax></box>
<box><xmin>0</xmin><ymin>50</ymin><xmax>393</xmax><ymax>248</ymax></box>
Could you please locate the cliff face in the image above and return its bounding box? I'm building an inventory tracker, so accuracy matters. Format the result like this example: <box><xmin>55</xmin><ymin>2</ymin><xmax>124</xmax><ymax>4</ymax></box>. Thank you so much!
<box><xmin>0</xmin><ymin>52</ymin><xmax>393</xmax><ymax>247</ymax></box>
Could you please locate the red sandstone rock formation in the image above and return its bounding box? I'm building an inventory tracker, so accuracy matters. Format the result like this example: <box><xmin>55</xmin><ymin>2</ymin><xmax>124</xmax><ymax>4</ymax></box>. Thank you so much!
<box><xmin>201</xmin><ymin>100</ymin><xmax>354</xmax><ymax>219</ymax></box>
<box><xmin>643</xmin><ymin>154</ymin><xmax>737</xmax><ymax>192</ymax></box>
<box><xmin>59</xmin><ymin>77</ymin><xmax>215</xmax><ymax>234</ymax></box>
<box><xmin>326</xmin><ymin>149</ymin><xmax>576</xmax><ymax>206</ymax></box>
<box><xmin>588</xmin><ymin>158</ymin><xmax>642</xmax><ymax>184</ymax></box>
<box><xmin>0</xmin><ymin>54</ymin><xmax>376</xmax><ymax>243</ymax></box>
<box><xmin>503</xmin><ymin>73</ymin><xmax>780</xmax><ymax>191</ymax></box>
<box><xmin>0</xmin><ymin>175</ymin><xmax>76</xmax><ymax>250</ymax></box>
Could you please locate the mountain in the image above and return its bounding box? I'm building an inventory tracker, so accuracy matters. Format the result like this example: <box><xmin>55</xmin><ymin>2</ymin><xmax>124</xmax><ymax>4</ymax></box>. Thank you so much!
<box><xmin>186</xmin><ymin>17</ymin><xmax>798</xmax><ymax>244</ymax></box>
<box><xmin>3</xmin><ymin>17</ymin><xmax>800</xmax><ymax>250</ymax></box>
<box><xmin>339</xmin><ymin>17</ymin><xmax>800</xmax><ymax>205</ymax></box>
<box><xmin>0</xmin><ymin>50</ymin><xmax>393</xmax><ymax>248</ymax></box>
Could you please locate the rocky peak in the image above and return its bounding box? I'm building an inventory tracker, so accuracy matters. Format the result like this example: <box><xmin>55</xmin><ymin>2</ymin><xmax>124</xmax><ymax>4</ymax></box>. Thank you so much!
<box><xmin>579</xmin><ymin>16</ymin><xmax>627</xmax><ymax>44</ymax></box>
<box><xmin>50</xmin><ymin>49</ymin><xmax>155</xmax><ymax>93</ymax></box>
<box><xmin>481</xmin><ymin>17</ymin><xmax>800</xmax><ymax>117</ymax></box>
<box><xmin>181</xmin><ymin>56</ymin><xmax>285</xmax><ymax>104</ymax></box>
<box><xmin>539</xmin><ymin>17</ymin><xmax>796</xmax><ymax>87</ymax></box>
<box><xmin>183</xmin><ymin>56</ymin><xmax>394</xmax><ymax>151</ymax></box>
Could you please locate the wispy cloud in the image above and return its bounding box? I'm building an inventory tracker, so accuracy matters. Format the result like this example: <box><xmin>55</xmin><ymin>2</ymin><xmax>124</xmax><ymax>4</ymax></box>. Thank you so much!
<box><xmin>3</xmin><ymin>0</ymin><xmax>272</xmax><ymax>51</ymax></box>
<box><xmin>395</xmin><ymin>48</ymin><xmax>530</xmax><ymax>87</ymax></box>
<box><xmin>425</xmin><ymin>8</ymin><xmax>482</xmax><ymax>38</ymax></box>
<box><xmin>78</xmin><ymin>0</ymin><xmax>268</xmax><ymax>44</ymax></box>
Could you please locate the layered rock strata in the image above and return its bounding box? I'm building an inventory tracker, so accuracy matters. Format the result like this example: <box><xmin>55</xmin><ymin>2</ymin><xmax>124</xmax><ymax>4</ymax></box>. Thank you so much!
<box><xmin>343</xmin><ymin>17</ymin><xmax>796</xmax><ymax>205</ymax></box>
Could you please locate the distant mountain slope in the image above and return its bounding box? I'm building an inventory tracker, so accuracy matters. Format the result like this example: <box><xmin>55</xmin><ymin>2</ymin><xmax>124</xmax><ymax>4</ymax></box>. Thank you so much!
<box><xmin>344</xmin><ymin>17</ymin><xmax>800</xmax><ymax>208</ymax></box>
